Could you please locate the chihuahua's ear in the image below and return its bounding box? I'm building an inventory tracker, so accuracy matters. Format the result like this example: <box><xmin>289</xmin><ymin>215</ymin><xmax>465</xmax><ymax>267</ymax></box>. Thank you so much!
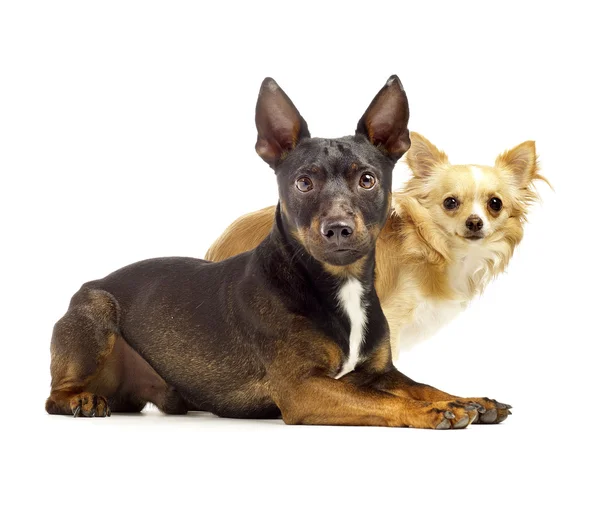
<box><xmin>255</xmin><ymin>78</ymin><xmax>310</xmax><ymax>168</ymax></box>
<box><xmin>356</xmin><ymin>75</ymin><xmax>410</xmax><ymax>161</ymax></box>
<box><xmin>406</xmin><ymin>132</ymin><xmax>449</xmax><ymax>177</ymax></box>
<box><xmin>495</xmin><ymin>141</ymin><xmax>538</xmax><ymax>187</ymax></box>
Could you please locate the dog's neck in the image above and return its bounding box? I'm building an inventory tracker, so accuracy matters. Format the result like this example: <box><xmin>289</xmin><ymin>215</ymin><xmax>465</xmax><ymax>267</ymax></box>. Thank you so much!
<box><xmin>253</xmin><ymin>204</ymin><xmax>377</xmax><ymax>371</ymax></box>
<box><xmin>272</xmin><ymin>203</ymin><xmax>379</xmax><ymax>377</ymax></box>
<box><xmin>446</xmin><ymin>240</ymin><xmax>501</xmax><ymax>298</ymax></box>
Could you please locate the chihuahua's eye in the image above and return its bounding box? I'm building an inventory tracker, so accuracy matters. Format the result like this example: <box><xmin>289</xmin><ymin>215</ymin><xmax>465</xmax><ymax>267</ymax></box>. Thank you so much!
<box><xmin>295</xmin><ymin>177</ymin><xmax>314</xmax><ymax>192</ymax></box>
<box><xmin>359</xmin><ymin>173</ymin><xmax>376</xmax><ymax>189</ymax></box>
<box><xmin>488</xmin><ymin>197</ymin><xmax>503</xmax><ymax>212</ymax></box>
<box><xmin>443</xmin><ymin>197</ymin><xmax>459</xmax><ymax>210</ymax></box>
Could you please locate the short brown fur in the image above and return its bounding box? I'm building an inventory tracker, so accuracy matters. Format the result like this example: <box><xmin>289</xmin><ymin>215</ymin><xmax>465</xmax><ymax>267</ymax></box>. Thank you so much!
<box><xmin>46</xmin><ymin>80</ymin><xmax>508</xmax><ymax>428</ymax></box>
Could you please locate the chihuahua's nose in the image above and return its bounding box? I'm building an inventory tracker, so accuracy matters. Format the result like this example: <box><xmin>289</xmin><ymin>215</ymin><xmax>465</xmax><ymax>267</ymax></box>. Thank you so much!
<box><xmin>321</xmin><ymin>220</ymin><xmax>355</xmax><ymax>244</ymax></box>
<box><xmin>465</xmin><ymin>214</ymin><xmax>483</xmax><ymax>232</ymax></box>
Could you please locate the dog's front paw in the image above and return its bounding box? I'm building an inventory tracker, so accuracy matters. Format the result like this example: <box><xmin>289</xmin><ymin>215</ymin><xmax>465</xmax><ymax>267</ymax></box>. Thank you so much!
<box><xmin>70</xmin><ymin>392</ymin><xmax>111</xmax><ymax>417</ymax></box>
<box><xmin>458</xmin><ymin>397</ymin><xmax>512</xmax><ymax>424</ymax></box>
<box><xmin>405</xmin><ymin>400</ymin><xmax>479</xmax><ymax>430</ymax></box>
<box><xmin>432</xmin><ymin>401</ymin><xmax>480</xmax><ymax>429</ymax></box>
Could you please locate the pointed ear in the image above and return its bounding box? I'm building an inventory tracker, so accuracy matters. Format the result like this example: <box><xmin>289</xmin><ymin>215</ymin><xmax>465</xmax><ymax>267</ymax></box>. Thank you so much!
<box><xmin>495</xmin><ymin>141</ymin><xmax>538</xmax><ymax>187</ymax></box>
<box><xmin>405</xmin><ymin>132</ymin><xmax>449</xmax><ymax>177</ymax></box>
<box><xmin>356</xmin><ymin>75</ymin><xmax>410</xmax><ymax>161</ymax></box>
<box><xmin>255</xmin><ymin>78</ymin><xmax>310</xmax><ymax>168</ymax></box>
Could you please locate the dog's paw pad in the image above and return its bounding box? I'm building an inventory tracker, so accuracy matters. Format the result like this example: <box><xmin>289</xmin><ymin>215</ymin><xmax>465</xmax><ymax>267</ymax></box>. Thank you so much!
<box><xmin>454</xmin><ymin>397</ymin><xmax>512</xmax><ymax>424</ymax></box>
<box><xmin>479</xmin><ymin>408</ymin><xmax>497</xmax><ymax>423</ymax></box>
<box><xmin>453</xmin><ymin>415</ymin><xmax>471</xmax><ymax>429</ymax></box>
<box><xmin>436</xmin><ymin>418</ymin><xmax>452</xmax><ymax>430</ymax></box>
<box><xmin>431</xmin><ymin>402</ymin><xmax>477</xmax><ymax>430</ymax></box>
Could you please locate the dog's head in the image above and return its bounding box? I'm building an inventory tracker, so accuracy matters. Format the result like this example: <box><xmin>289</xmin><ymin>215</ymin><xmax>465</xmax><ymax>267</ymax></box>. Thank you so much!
<box><xmin>404</xmin><ymin>132</ymin><xmax>547</xmax><ymax>245</ymax></box>
<box><xmin>254</xmin><ymin>76</ymin><xmax>410</xmax><ymax>267</ymax></box>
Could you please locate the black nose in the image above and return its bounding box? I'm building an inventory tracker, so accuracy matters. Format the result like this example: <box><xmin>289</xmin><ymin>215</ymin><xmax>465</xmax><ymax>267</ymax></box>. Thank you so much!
<box><xmin>465</xmin><ymin>215</ymin><xmax>483</xmax><ymax>232</ymax></box>
<box><xmin>320</xmin><ymin>220</ymin><xmax>355</xmax><ymax>243</ymax></box>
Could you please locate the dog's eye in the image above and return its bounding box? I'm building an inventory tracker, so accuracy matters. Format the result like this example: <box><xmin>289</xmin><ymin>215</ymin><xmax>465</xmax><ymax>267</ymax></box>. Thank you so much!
<box><xmin>359</xmin><ymin>173</ymin><xmax>376</xmax><ymax>189</ymax></box>
<box><xmin>443</xmin><ymin>197</ymin><xmax>459</xmax><ymax>210</ymax></box>
<box><xmin>488</xmin><ymin>197</ymin><xmax>503</xmax><ymax>212</ymax></box>
<box><xmin>295</xmin><ymin>177</ymin><xmax>314</xmax><ymax>192</ymax></box>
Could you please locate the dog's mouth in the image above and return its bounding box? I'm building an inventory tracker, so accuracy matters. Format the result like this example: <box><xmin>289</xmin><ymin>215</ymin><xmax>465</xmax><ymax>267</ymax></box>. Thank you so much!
<box><xmin>306</xmin><ymin>243</ymin><xmax>369</xmax><ymax>266</ymax></box>
<box><xmin>460</xmin><ymin>232</ymin><xmax>485</xmax><ymax>241</ymax></box>
<box><xmin>320</xmin><ymin>248</ymin><xmax>365</xmax><ymax>266</ymax></box>
<box><xmin>301</xmin><ymin>229</ymin><xmax>372</xmax><ymax>267</ymax></box>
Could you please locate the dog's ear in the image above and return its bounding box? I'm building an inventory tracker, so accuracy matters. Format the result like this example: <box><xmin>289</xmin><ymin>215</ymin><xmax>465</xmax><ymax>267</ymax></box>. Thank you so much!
<box><xmin>406</xmin><ymin>132</ymin><xmax>449</xmax><ymax>178</ymax></box>
<box><xmin>356</xmin><ymin>75</ymin><xmax>410</xmax><ymax>161</ymax></box>
<box><xmin>494</xmin><ymin>141</ymin><xmax>539</xmax><ymax>187</ymax></box>
<box><xmin>255</xmin><ymin>78</ymin><xmax>310</xmax><ymax>168</ymax></box>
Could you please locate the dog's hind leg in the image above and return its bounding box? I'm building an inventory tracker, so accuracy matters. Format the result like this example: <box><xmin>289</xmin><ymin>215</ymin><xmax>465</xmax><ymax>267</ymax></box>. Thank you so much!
<box><xmin>99</xmin><ymin>335</ymin><xmax>189</xmax><ymax>415</ymax></box>
<box><xmin>45</xmin><ymin>288</ymin><xmax>187</xmax><ymax>417</ymax></box>
<box><xmin>45</xmin><ymin>288</ymin><xmax>121</xmax><ymax>417</ymax></box>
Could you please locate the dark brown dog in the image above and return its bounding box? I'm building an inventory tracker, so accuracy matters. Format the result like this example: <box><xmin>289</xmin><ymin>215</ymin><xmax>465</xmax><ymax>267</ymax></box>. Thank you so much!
<box><xmin>46</xmin><ymin>76</ymin><xmax>502</xmax><ymax>428</ymax></box>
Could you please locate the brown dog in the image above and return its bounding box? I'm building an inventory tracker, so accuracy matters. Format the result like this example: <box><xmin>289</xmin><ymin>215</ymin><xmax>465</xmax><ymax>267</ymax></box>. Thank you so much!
<box><xmin>46</xmin><ymin>77</ymin><xmax>509</xmax><ymax>427</ymax></box>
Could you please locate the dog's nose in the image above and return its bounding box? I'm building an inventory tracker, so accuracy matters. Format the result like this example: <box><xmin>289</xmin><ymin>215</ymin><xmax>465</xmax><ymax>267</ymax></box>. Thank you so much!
<box><xmin>320</xmin><ymin>220</ymin><xmax>355</xmax><ymax>243</ymax></box>
<box><xmin>465</xmin><ymin>215</ymin><xmax>483</xmax><ymax>232</ymax></box>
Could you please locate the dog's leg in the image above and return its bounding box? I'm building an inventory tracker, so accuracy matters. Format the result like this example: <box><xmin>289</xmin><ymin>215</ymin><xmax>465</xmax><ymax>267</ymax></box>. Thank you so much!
<box><xmin>45</xmin><ymin>288</ymin><xmax>187</xmax><ymax>417</ymax></box>
<box><xmin>345</xmin><ymin>368</ymin><xmax>511</xmax><ymax>424</ymax></box>
<box><xmin>45</xmin><ymin>289</ymin><xmax>119</xmax><ymax>416</ymax></box>
<box><xmin>271</xmin><ymin>374</ymin><xmax>478</xmax><ymax>429</ymax></box>
<box><xmin>105</xmin><ymin>336</ymin><xmax>188</xmax><ymax>415</ymax></box>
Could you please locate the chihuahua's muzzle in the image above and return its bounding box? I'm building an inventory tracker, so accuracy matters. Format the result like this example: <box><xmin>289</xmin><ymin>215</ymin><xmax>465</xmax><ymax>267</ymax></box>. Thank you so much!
<box><xmin>463</xmin><ymin>214</ymin><xmax>485</xmax><ymax>239</ymax></box>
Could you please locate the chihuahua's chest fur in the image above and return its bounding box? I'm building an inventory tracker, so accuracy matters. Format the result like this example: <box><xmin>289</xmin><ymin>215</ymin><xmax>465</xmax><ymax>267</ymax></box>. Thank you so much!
<box><xmin>395</xmin><ymin>298</ymin><xmax>466</xmax><ymax>352</ymax></box>
<box><xmin>388</xmin><ymin>241</ymin><xmax>502</xmax><ymax>354</ymax></box>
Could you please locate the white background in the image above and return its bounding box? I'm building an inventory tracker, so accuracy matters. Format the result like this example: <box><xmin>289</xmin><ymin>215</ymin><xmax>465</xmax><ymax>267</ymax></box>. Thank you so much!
<box><xmin>1</xmin><ymin>1</ymin><xmax>598</xmax><ymax>524</ymax></box>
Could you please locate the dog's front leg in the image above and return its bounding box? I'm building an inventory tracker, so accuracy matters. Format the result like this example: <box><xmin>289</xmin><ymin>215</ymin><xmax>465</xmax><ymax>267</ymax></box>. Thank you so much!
<box><xmin>343</xmin><ymin>367</ymin><xmax>510</xmax><ymax>425</ymax></box>
<box><xmin>271</xmin><ymin>374</ymin><xmax>476</xmax><ymax>429</ymax></box>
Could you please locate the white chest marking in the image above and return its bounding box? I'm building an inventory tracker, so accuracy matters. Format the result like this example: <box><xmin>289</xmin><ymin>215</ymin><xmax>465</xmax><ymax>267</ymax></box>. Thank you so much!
<box><xmin>335</xmin><ymin>277</ymin><xmax>366</xmax><ymax>378</ymax></box>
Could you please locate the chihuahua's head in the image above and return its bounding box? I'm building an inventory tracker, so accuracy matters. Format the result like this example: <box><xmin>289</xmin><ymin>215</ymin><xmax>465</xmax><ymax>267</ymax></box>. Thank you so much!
<box><xmin>254</xmin><ymin>76</ymin><xmax>410</xmax><ymax>267</ymax></box>
<box><xmin>404</xmin><ymin>132</ymin><xmax>547</xmax><ymax>246</ymax></box>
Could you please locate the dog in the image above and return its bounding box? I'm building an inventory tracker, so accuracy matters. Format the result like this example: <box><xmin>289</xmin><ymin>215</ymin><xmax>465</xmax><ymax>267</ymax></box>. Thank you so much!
<box><xmin>206</xmin><ymin>132</ymin><xmax>548</xmax><ymax>358</ymax></box>
<box><xmin>46</xmin><ymin>76</ymin><xmax>509</xmax><ymax>428</ymax></box>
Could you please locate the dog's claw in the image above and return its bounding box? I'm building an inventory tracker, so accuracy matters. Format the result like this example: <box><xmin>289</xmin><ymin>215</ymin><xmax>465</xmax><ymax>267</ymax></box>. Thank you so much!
<box><xmin>444</xmin><ymin>410</ymin><xmax>455</xmax><ymax>419</ymax></box>
<box><xmin>69</xmin><ymin>393</ymin><xmax>110</xmax><ymax>418</ymax></box>
<box><xmin>480</xmin><ymin>408</ymin><xmax>498</xmax><ymax>423</ymax></box>
<box><xmin>465</xmin><ymin>402</ymin><xmax>483</xmax><ymax>412</ymax></box>
<box><xmin>508</xmin><ymin>409</ymin><xmax>512</xmax><ymax>415</ymax></box>
<box><xmin>436</xmin><ymin>418</ymin><xmax>452</xmax><ymax>430</ymax></box>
